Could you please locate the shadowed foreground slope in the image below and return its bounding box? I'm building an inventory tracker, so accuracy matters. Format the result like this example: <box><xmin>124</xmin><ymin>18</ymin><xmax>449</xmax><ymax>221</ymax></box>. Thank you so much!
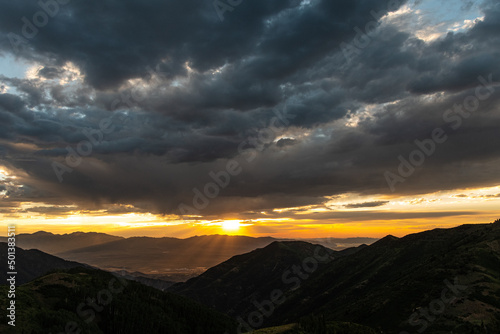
<box><xmin>0</xmin><ymin>268</ymin><xmax>237</xmax><ymax>334</ymax></box>
<box><xmin>0</xmin><ymin>243</ymin><xmax>85</xmax><ymax>285</ymax></box>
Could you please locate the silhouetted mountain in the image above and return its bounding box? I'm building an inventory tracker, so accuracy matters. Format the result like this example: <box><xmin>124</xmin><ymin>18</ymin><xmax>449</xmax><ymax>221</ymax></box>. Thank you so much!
<box><xmin>270</xmin><ymin>221</ymin><xmax>500</xmax><ymax>333</ymax></box>
<box><xmin>56</xmin><ymin>234</ymin><xmax>278</xmax><ymax>280</ymax></box>
<box><xmin>0</xmin><ymin>267</ymin><xmax>237</xmax><ymax>334</ymax></box>
<box><xmin>167</xmin><ymin>221</ymin><xmax>500</xmax><ymax>333</ymax></box>
<box><xmin>296</xmin><ymin>237</ymin><xmax>378</xmax><ymax>250</ymax></box>
<box><xmin>0</xmin><ymin>243</ymin><xmax>85</xmax><ymax>285</ymax></box>
<box><xmin>169</xmin><ymin>241</ymin><xmax>354</xmax><ymax>320</ymax></box>
<box><xmin>0</xmin><ymin>231</ymin><xmax>123</xmax><ymax>254</ymax></box>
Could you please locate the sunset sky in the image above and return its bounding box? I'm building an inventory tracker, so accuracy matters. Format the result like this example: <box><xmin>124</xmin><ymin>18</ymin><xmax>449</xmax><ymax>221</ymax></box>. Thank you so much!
<box><xmin>0</xmin><ymin>0</ymin><xmax>499</xmax><ymax>239</ymax></box>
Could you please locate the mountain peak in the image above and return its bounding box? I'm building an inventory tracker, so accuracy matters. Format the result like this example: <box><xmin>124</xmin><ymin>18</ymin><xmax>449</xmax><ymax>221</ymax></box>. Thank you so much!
<box><xmin>32</xmin><ymin>231</ymin><xmax>54</xmax><ymax>236</ymax></box>
<box><xmin>373</xmin><ymin>234</ymin><xmax>399</xmax><ymax>245</ymax></box>
<box><xmin>169</xmin><ymin>240</ymin><xmax>338</xmax><ymax>317</ymax></box>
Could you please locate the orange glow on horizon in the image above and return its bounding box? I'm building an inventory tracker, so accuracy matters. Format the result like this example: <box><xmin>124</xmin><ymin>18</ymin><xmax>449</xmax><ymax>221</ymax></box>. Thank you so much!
<box><xmin>2</xmin><ymin>213</ymin><xmax>499</xmax><ymax>240</ymax></box>
<box><xmin>1</xmin><ymin>185</ymin><xmax>499</xmax><ymax>239</ymax></box>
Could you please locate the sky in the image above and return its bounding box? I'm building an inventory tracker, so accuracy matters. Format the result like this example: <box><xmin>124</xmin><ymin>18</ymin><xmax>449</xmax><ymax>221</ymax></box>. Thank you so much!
<box><xmin>0</xmin><ymin>0</ymin><xmax>499</xmax><ymax>239</ymax></box>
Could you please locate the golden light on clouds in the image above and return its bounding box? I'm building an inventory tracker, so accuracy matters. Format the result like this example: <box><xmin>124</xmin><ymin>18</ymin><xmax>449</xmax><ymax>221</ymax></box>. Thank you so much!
<box><xmin>1</xmin><ymin>184</ymin><xmax>499</xmax><ymax>239</ymax></box>
<box><xmin>0</xmin><ymin>167</ymin><xmax>8</xmax><ymax>180</ymax></box>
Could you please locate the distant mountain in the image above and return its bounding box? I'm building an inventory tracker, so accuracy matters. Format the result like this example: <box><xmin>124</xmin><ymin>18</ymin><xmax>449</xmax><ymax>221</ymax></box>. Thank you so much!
<box><xmin>56</xmin><ymin>234</ymin><xmax>278</xmax><ymax>280</ymax></box>
<box><xmin>3</xmin><ymin>231</ymin><xmax>374</xmax><ymax>282</ymax></box>
<box><xmin>0</xmin><ymin>267</ymin><xmax>237</xmax><ymax>334</ymax></box>
<box><xmin>296</xmin><ymin>237</ymin><xmax>378</xmax><ymax>251</ymax></box>
<box><xmin>0</xmin><ymin>243</ymin><xmax>85</xmax><ymax>285</ymax></box>
<box><xmin>169</xmin><ymin>241</ymin><xmax>361</xmax><ymax>320</ymax></box>
<box><xmin>269</xmin><ymin>221</ymin><xmax>500</xmax><ymax>333</ymax></box>
<box><xmin>112</xmin><ymin>269</ymin><xmax>175</xmax><ymax>291</ymax></box>
<box><xmin>0</xmin><ymin>231</ymin><xmax>123</xmax><ymax>254</ymax></box>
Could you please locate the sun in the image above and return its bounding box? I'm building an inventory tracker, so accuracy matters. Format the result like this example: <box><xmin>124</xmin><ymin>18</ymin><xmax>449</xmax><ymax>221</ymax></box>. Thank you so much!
<box><xmin>221</xmin><ymin>220</ymin><xmax>241</xmax><ymax>232</ymax></box>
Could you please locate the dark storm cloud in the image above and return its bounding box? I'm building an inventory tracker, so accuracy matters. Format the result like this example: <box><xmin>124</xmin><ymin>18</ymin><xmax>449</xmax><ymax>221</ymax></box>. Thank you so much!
<box><xmin>344</xmin><ymin>201</ymin><xmax>389</xmax><ymax>209</ymax></box>
<box><xmin>407</xmin><ymin>2</ymin><xmax>500</xmax><ymax>94</ymax></box>
<box><xmin>0</xmin><ymin>0</ymin><xmax>499</xmax><ymax>217</ymax></box>
<box><xmin>0</xmin><ymin>0</ymin><xmax>397</xmax><ymax>90</ymax></box>
<box><xmin>276</xmin><ymin>138</ymin><xmax>296</xmax><ymax>148</ymax></box>
<box><xmin>18</xmin><ymin>205</ymin><xmax>75</xmax><ymax>215</ymax></box>
<box><xmin>455</xmin><ymin>193</ymin><xmax>500</xmax><ymax>199</ymax></box>
<box><xmin>37</xmin><ymin>66</ymin><xmax>63</xmax><ymax>80</ymax></box>
<box><xmin>237</xmin><ymin>209</ymin><xmax>481</xmax><ymax>222</ymax></box>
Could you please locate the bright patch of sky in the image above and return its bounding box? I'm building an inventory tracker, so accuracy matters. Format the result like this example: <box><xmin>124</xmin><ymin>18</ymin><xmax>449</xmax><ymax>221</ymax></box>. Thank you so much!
<box><xmin>0</xmin><ymin>54</ymin><xmax>34</xmax><ymax>95</ymax></box>
<box><xmin>383</xmin><ymin>0</ymin><xmax>484</xmax><ymax>42</ymax></box>
<box><xmin>0</xmin><ymin>54</ymin><xmax>31</xmax><ymax>79</ymax></box>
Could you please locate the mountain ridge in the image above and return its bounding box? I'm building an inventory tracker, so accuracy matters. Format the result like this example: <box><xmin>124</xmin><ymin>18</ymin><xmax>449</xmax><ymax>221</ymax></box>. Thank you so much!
<box><xmin>269</xmin><ymin>221</ymin><xmax>500</xmax><ymax>333</ymax></box>
<box><xmin>167</xmin><ymin>221</ymin><xmax>500</xmax><ymax>333</ymax></box>
<box><xmin>169</xmin><ymin>240</ymin><xmax>356</xmax><ymax>320</ymax></box>
<box><xmin>0</xmin><ymin>243</ymin><xmax>86</xmax><ymax>285</ymax></box>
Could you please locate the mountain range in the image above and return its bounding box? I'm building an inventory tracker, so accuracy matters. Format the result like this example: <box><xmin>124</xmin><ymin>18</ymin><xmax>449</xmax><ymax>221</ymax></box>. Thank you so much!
<box><xmin>171</xmin><ymin>221</ymin><xmax>500</xmax><ymax>333</ymax></box>
<box><xmin>1</xmin><ymin>220</ymin><xmax>498</xmax><ymax>333</ymax></box>
<box><xmin>1</xmin><ymin>232</ymin><xmax>376</xmax><ymax>281</ymax></box>
<box><xmin>0</xmin><ymin>231</ymin><xmax>123</xmax><ymax>254</ymax></box>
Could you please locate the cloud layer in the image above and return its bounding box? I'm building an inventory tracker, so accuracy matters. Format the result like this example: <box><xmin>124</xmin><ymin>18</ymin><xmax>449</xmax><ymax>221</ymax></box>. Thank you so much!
<box><xmin>0</xmin><ymin>0</ymin><xmax>499</xmax><ymax>219</ymax></box>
